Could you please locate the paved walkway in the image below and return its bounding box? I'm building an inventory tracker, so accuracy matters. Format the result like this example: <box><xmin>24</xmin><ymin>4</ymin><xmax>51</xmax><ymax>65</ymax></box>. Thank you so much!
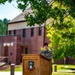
<box><xmin>53</xmin><ymin>69</ymin><xmax>75</xmax><ymax>73</ymax></box>
<box><xmin>0</xmin><ymin>70</ymin><xmax>75</xmax><ymax>75</ymax></box>
<box><xmin>0</xmin><ymin>71</ymin><xmax>22</xmax><ymax>75</ymax></box>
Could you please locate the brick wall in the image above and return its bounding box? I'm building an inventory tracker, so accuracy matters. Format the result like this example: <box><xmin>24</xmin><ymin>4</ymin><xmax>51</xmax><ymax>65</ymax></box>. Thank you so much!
<box><xmin>1</xmin><ymin>35</ymin><xmax>21</xmax><ymax>64</ymax></box>
<box><xmin>54</xmin><ymin>57</ymin><xmax>75</xmax><ymax>64</ymax></box>
<box><xmin>8</xmin><ymin>26</ymin><xmax>45</xmax><ymax>54</ymax></box>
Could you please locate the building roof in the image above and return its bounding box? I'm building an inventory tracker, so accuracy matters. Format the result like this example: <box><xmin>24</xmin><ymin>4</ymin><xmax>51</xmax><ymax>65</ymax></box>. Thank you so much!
<box><xmin>8</xmin><ymin>8</ymin><xmax>33</xmax><ymax>24</ymax></box>
<box><xmin>8</xmin><ymin>13</ymin><xmax>25</xmax><ymax>24</ymax></box>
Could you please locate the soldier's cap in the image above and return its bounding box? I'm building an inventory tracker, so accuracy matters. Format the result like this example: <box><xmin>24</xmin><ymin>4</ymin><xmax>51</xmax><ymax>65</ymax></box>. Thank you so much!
<box><xmin>43</xmin><ymin>43</ymin><xmax>48</xmax><ymax>46</ymax></box>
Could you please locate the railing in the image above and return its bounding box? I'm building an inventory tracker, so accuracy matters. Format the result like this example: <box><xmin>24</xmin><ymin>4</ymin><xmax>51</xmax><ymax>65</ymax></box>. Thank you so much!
<box><xmin>0</xmin><ymin>56</ymin><xmax>8</xmax><ymax>62</ymax></box>
<box><xmin>0</xmin><ymin>56</ymin><xmax>8</xmax><ymax>67</ymax></box>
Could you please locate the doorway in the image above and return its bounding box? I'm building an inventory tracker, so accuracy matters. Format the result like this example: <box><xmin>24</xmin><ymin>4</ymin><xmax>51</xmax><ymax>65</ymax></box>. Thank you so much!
<box><xmin>24</xmin><ymin>48</ymin><xmax>28</xmax><ymax>54</ymax></box>
<box><xmin>20</xmin><ymin>46</ymin><xmax>28</xmax><ymax>62</ymax></box>
<box><xmin>4</xmin><ymin>46</ymin><xmax>8</xmax><ymax>56</ymax></box>
<box><xmin>21</xmin><ymin>46</ymin><xmax>28</xmax><ymax>54</ymax></box>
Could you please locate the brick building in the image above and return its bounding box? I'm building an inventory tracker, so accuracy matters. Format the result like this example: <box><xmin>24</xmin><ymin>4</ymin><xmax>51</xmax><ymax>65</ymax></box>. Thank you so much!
<box><xmin>0</xmin><ymin>9</ymin><xmax>49</xmax><ymax>64</ymax></box>
<box><xmin>0</xmin><ymin>9</ymin><xmax>75</xmax><ymax>65</ymax></box>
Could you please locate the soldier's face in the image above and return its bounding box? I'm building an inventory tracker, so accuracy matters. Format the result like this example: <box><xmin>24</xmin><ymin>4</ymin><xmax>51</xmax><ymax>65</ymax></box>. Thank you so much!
<box><xmin>44</xmin><ymin>46</ymin><xmax>48</xmax><ymax>50</ymax></box>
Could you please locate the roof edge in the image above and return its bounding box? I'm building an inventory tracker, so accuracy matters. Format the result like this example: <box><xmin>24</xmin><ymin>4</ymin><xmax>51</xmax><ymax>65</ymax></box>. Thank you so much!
<box><xmin>8</xmin><ymin>20</ymin><xmax>26</xmax><ymax>24</ymax></box>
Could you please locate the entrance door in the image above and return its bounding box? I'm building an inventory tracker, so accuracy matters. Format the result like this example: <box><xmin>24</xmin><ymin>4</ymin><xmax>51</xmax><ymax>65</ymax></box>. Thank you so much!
<box><xmin>24</xmin><ymin>48</ymin><xmax>28</xmax><ymax>54</ymax></box>
<box><xmin>21</xmin><ymin>46</ymin><xmax>28</xmax><ymax>54</ymax></box>
<box><xmin>4</xmin><ymin>46</ymin><xmax>8</xmax><ymax>56</ymax></box>
<box><xmin>20</xmin><ymin>46</ymin><xmax>28</xmax><ymax>62</ymax></box>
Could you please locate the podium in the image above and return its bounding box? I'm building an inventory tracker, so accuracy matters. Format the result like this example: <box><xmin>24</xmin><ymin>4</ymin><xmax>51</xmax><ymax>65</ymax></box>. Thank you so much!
<box><xmin>22</xmin><ymin>54</ymin><xmax>51</xmax><ymax>75</ymax></box>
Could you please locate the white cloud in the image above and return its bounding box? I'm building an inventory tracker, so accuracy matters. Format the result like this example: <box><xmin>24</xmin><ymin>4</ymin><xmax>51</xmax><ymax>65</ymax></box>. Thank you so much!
<box><xmin>0</xmin><ymin>14</ymin><xmax>4</xmax><ymax>20</ymax></box>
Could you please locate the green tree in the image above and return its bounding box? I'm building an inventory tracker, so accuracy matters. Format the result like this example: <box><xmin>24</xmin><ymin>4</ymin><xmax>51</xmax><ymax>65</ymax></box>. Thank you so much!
<box><xmin>0</xmin><ymin>0</ymin><xmax>12</xmax><ymax>4</ymax></box>
<box><xmin>3</xmin><ymin>18</ymin><xmax>9</xmax><ymax>25</ymax></box>
<box><xmin>46</xmin><ymin>25</ymin><xmax>61</xmax><ymax>51</ymax></box>
<box><xmin>0</xmin><ymin>0</ymin><xmax>75</xmax><ymax>26</ymax></box>
<box><xmin>0</xmin><ymin>0</ymin><xmax>75</xmax><ymax>59</ymax></box>
<box><xmin>0</xmin><ymin>18</ymin><xmax>9</xmax><ymax>36</ymax></box>
<box><xmin>46</xmin><ymin>15</ymin><xmax>75</xmax><ymax>59</ymax></box>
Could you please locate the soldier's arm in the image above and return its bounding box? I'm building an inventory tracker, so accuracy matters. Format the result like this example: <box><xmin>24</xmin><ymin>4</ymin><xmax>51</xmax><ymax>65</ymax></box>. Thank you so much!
<box><xmin>48</xmin><ymin>51</ymin><xmax>53</xmax><ymax>59</ymax></box>
<box><xmin>40</xmin><ymin>50</ymin><xmax>45</xmax><ymax>55</ymax></box>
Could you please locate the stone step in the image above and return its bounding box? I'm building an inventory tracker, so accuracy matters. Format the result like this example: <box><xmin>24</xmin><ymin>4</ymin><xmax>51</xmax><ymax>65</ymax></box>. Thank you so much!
<box><xmin>0</xmin><ymin>56</ymin><xmax>8</xmax><ymax>64</ymax></box>
<box><xmin>0</xmin><ymin>62</ymin><xmax>6</xmax><ymax>67</ymax></box>
<box><xmin>0</xmin><ymin>62</ymin><xmax>5</xmax><ymax>65</ymax></box>
<box><xmin>0</xmin><ymin>56</ymin><xmax>6</xmax><ymax>61</ymax></box>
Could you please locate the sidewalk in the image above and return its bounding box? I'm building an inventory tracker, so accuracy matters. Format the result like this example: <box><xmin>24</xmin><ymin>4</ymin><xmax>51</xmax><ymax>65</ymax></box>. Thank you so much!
<box><xmin>54</xmin><ymin>70</ymin><xmax>75</xmax><ymax>73</ymax></box>
<box><xmin>0</xmin><ymin>70</ymin><xmax>75</xmax><ymax>75</ymax></box>
<box><xmin>0</xmin><ymin>71</ymin><xmax>22</xmax><ymax>75</ymax></box>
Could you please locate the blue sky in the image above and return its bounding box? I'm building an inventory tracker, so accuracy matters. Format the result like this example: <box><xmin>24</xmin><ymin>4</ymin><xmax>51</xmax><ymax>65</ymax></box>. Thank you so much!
<box><xmin>0</xmin><ymin>1</ymin><xmax>22</xmax><ymax>20</ymax></box>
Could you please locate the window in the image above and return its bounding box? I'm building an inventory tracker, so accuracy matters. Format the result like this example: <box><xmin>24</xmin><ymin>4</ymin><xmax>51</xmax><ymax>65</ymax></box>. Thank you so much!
<box><xmin>38</xmin><ymin>26</ymin><xmax>42</xmax><ymax>35</ymax></box>
<box><xmin>25</xmin><ymin>48</ymin><xmax>28</xmax><ymax>54</ymax></box>
<box><xmin>31</xmin><ymin>28</ymin><xmax>34</xmax><ymax>36</ymax></box>
<box><xmin>9</xmin><ymin>30</ymin><xmax>12</xmax><ymax>35</ymax></box>
<box><xmin>13</xmin><ymin>30</ymin><xmax>16</xmax><ymax>35</ymax></box>
<box><xmin>23</xmin><ymin>29</ymin><xmax>26</xmax><ymax>37</ymax></box>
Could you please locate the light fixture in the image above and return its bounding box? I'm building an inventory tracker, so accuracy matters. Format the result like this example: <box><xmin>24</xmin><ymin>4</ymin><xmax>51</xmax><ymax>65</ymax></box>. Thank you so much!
<box><xmin>3</xmin><ymin>43</ymin><xmax>7</xmax><ymax>46</ymax></box>
<box><xmin>3</xmin><ymin>42</ymin><xmax>14</xmax><ymax>46</ymax></box>
<box><xmin>7</xmin><ymin>43</ymin><xmax>10</xmax><ymax>46</ymax></box>
<box><xmin>10</xmin><ymin>42</ymin><xmax>14</xmax><ymax>46</ymax></box>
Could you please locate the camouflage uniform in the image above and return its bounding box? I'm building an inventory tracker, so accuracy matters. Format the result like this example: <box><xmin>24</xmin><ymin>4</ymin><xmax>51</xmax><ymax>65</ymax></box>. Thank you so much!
<box><xmin>40</xmin><ymin>50</ymin><xmax>52</xmax><ymax>59</ymax></box>
<box><xmin>40</xmin><ymin>50</ymin><xmax>53</xmax><ymax>74</ymax></box>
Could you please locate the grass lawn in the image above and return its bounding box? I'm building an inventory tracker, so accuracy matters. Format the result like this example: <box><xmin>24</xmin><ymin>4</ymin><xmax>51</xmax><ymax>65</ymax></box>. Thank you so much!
<box><xmin>0</xmin><ymin>64</ymin><xmax>75</xmax><ymax>75</ymax></box>
<box><xmin>52</xmin><ymin>64</ymin><xmax>75</xmax><ymax>75</ymax></box>
<box><xmin>5</xmin><ymin>67</ymin><xmax>22</xmax><ymax>72</ymax></box>
<box><xmin>0</xmin><ymin>65</ymin><xmax>22</xmax><ymax>72</ymax></box>
<box><xmin>6</xmin><ymin>65</ymin><xmax>22</xmax><ymax>72</ymax></box>
<box><xmin>52</xmin><ymin>64</ymin><xmax>75</xmax><ymax>71</ymax></box>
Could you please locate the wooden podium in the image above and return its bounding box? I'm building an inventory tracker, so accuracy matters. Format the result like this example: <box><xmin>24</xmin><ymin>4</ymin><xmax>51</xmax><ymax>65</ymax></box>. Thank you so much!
<box><xmin>22</xmin><ymin>54</ymin><xmax>51</xmax><ymax>75</ymax></box>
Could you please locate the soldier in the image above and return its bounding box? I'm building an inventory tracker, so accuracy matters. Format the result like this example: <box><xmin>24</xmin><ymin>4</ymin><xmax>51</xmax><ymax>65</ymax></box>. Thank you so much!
<box><xmin>40</xmin><ymin>43</ymin><xmax>52</xmax><ymax>59</ymax></box>
<box><xmin>40</xmin><ymin>42</ymin><xmax>53</xmax><ymax>74</ymax></box>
